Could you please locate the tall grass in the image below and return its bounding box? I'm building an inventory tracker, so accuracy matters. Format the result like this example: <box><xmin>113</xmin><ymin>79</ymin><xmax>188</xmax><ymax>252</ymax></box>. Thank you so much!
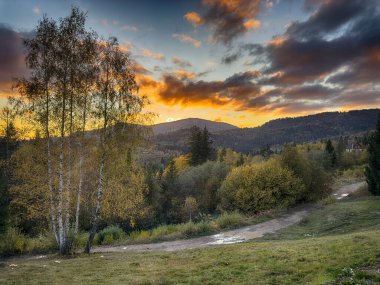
<box><xmin>0</xmin><ymin>227</ymin><xmax>57</xmax><ymax>257</ymax></box>
<box><xmin>215</xmin><ymin>211</ymin><xmax>245</xmax><ymax>229</ymax></box>
<box><xmin>128</xmin><ymin>212</ymin><xmax>247</xmax><ymax>243</ymax></box>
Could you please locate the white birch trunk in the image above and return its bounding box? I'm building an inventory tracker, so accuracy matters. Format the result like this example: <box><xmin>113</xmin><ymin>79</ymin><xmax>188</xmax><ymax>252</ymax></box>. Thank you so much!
<box><xmin>85</xmin><ymin>138</ymin><xmax>105</xmax><ymax>253</ymax></box>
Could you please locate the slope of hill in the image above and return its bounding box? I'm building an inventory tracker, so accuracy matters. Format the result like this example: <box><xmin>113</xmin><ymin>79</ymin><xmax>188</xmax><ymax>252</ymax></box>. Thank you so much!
<box><xmin>155</xmin><ymin>109</ymin><xmax>380</xmax><ymax>153</ymax></box>
<box><xmin>152</xmin><ymin>118</ymin><xmax>238</xmax><ymax>135</ymax></box>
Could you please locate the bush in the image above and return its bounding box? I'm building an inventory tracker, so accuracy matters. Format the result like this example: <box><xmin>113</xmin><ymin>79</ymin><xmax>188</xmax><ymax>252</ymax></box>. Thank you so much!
<box><xmin>0</xmin><ymin>228</ymin><xmax>56</xmax><ymax>257</ymax></box>
<box><xmin>340</xmin><ymin>165</ymin><xmax>366</xmax><ymax>181</ymax></box>
<box><xmin>215</xmin><ymin>211</ymin><xmax>245</xmax><ymax>229</ymax></box>
<box><xmin>95</xmin><ymin>225</ymin><xmax>125</xmax><ymax>245</ymax></box>
<box><xmin>177</xmin><ymin>161</ymin><xmax>229</xmax><ymax>215</ymax></box>
<box><xmin>0</xmin><ymin>227</ymin><xmax>29</xmax><ymax>256</ymax></box>
<box><xmin>130</xmin><ymin>230</ymin><xmax>151</xmax><ymax>241</ymax></box>
<box><xmin>218</xmin><ymin>159</ymin><xmax>305</xmax><ymax>213</ymax></box>
<box><xmin>281</xmin><ymin>145</ymin><xmax>331</xmax><ymax>201</ymax></box>
<box><xmin>179</xmin><ymin>221</ymin><xmax>213</xmax><ymax>237</ymax></box>
<box><xmin>150</xmin><ymin>224</ymin><xmax>178</xmax><ymax>240</ymax></box>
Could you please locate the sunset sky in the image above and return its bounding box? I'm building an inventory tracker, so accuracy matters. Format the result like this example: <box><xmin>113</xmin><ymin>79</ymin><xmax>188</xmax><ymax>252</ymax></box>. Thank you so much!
<box><xmin>1</xmin><ymin>0</ymin><xmax>380</xmax><ymax>127</ymax></box>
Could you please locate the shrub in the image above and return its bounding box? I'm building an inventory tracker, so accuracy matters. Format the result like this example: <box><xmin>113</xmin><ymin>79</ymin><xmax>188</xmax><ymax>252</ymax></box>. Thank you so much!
<box><xmin>180</xmin><ymin>221</ymin><xmax>213</xmax><ymax>237</ymax></box>
<box><xmin>0</xmin><ymin>227</ymin><xmax>29</xmax><ymax>256</ymax></box>
<box><xmin>281</xmin><ymin>145</ymin><xmax>331</xmax><ymax>201</ymax></box>
<box><xmin>341</xmin><ymin>165</ymin><xmax>366</xmax><ymax>181</ymax></box>
<box><xmin>218</xmin><ymin>159</ymin><xmax>305</xmax><ymax>213</ymax></box>
<box><xmin>177</xmin><ymin>161</ymin><xmax>229</xmax><ymax>215</ymax></box>
<box><xmin>150</xmin><ymin>224</ymin><xmax>178</xmax><ymax>240</ymax></box>
<box><xmin>215</xmin><ymin>211</ymin><xmax>245</xmax><ymax>229</ymax></box>
<box><xmin>130</xmin><ymin>230</ymin><xmax>151</xmax><ymax>241</ymax></box>
<box><xmin>95</xmin><ymin>225</ymin><xmax>125</xmax><ymax>245</ymax></box>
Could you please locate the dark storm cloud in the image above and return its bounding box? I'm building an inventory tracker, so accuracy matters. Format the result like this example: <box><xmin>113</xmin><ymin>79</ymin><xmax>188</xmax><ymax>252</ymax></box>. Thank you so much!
<box><xmin>246</xmin><ymin>0</ymin><xmax>380</xmax><ymax>88</ymax></box>
<box><xmin>0</xmin><ymin>24</ymin><xmax>29</xmax><ymax>89</ymax></box>
<box><xmin>267</xmin><ymin>84</ymin><xmax>336</xmax><ymax>100</ymax></box>
<box><xmin>287</xmin><ymin>0</ymin><xmax>372</xmax><ymax>40</ymax></box>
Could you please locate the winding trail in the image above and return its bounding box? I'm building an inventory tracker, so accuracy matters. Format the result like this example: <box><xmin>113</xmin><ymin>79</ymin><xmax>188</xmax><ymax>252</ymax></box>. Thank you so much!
<box><xmin>93</xmin><ymin>181</ymin><xmax>366</xmax><ymax>253</ymax></box>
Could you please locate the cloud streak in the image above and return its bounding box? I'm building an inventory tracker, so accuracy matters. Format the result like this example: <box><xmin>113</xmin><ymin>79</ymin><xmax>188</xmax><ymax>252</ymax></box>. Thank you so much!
<box><xmin>172</xmin><ymin>33</ymin><xmax>201</xmax><ymax>48</ymax></box>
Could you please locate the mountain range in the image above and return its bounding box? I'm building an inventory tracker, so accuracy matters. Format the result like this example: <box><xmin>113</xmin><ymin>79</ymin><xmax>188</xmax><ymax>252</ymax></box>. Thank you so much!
<box><xmin>152</xmin><ymin>118</ymin><xmax>238</xmax><ymax>135</ymax></box>
<box><xmin>153</xmin><ymin>109</ymin><xmax>380</xmax><ymax>153</ymax></box>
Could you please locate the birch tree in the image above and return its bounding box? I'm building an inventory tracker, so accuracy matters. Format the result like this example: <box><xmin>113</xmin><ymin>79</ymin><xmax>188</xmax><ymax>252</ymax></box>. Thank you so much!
<box><xmin>17</xmin><ymin>15</ymin><xmax>59</xmax><ymax>243</ymax></box>
<box><xmin>85</xmin><ymin>37</ymin><xmax>144</xmax><ymax>253</ymax></box>
<box><xmin>17</xmin><ymin>8</ymin><xmax>98</xmax><ymax>254</ymax></box>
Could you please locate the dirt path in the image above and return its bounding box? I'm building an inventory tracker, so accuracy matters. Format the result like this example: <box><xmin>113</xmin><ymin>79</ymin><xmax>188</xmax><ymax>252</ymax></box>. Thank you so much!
<box><xmin>93</xmin><ymin>207</ymin><xmax>311</xmax><ymax>253</ymax></box>
<box><xmin>333</xmin><ymin>181</ymin><xmax>366</xmax><ymax>200</ymax></box>
<box><xmin>93</xmin><ymin>181</ymin><xmax>366</xmax><ymax>253</ymax></box>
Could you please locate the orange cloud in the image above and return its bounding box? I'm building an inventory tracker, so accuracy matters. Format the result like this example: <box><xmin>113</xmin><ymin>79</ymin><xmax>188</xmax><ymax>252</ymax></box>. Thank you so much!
<box><xmin>184</xmin><ymin>12</ymin><xmax>204</xmax><ymax>27</ymax></box>
<box><xmin>173</xmin><ymin>70</ymin><xmax>197</xmax><ymax>80</ymax></box>
<box><xmin>269</xmin><ymin>36</ymin><xmax>285</xmax><ymax>46</ymax></box>
<box><xmin>244</xmin><ymin>19</ymin><xmax>260</xmax><ymax>30</ymax></box>
<box><xmin>141</xmin><ymin>48</ymin><xmax>165</xmax><ymax>60</ymax></box>
<box><xmin>172</xmin><ymin>33</ymin><xmax>202</xmax><ymax>48</ymax></box>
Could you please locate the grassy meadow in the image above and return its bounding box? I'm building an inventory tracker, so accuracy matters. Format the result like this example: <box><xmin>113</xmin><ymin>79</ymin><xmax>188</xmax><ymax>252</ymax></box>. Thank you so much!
<box><xmin>1</xmin><ymin>196</ymin><xmax>380</xmax><ymax>285</ymax></box>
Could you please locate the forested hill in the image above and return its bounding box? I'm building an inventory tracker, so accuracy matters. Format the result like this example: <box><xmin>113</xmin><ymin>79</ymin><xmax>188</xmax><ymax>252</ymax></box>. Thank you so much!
<box><xmin>152</xmin><ymin>118</ymin><xmax>238</xmax><ymax>135</ymax></box>
<box><xmin>155</xmin><ymin>109</ymin><xmax>380</xmax><ymax>153</ymax></box>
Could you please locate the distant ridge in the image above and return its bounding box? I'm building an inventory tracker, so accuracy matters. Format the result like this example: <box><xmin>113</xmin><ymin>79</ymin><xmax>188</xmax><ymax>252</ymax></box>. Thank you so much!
<box><xmin>155</xmin><ymin>109</ymin><xmax>380</xmax><ymax>153</ymax></box>
<box><xmin>152</xmin><ymin>118</ymin><xmax>238</xmax><ymax>135</ymax></box>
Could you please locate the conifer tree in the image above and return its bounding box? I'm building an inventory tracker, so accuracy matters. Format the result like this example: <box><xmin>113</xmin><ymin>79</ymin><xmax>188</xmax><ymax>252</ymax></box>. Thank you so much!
<box><xmin>189</xmin><ymin>126</ymin><xmax>202</xmax><ymax>166</ymax></box>
<box><xmin>366</xmin><ymin>114</ymin><xmax>380</xmax><ymax>195</ymax></box>
<box><xmin>336</xmin><ymin>136</ymin><xmax>346</xmax><ymax>166</ymax></box>
<box><xmin>324</xmin><ymin>139</ymin><xmax>337</xmax><ymax>168</ymax></box>
<box><xmin>189</xmin><ymin>126</ymin><xmax>214</xmax><ymax>166</ymax></box>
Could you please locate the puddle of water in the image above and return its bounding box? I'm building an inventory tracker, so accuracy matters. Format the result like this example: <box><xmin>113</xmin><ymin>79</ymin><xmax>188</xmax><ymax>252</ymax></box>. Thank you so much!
<box><xmin>207</xmin><ymin>234</ymin><xmax>245</xmax><ymax>245</ymax></box>
<box><xmin>337</xmin><ymin>193</ymin><xmax>349</xmax><ymax>200</ymax></box>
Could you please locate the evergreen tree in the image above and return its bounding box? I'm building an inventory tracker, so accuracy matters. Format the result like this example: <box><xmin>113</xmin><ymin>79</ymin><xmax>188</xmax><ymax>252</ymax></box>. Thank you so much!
<box><xmin>189</xmin><ymin>126</ymin><xmax>214</xmax><ymax>166</ymax></box>
<box><xmin>200</xmin><ymin>127</ymin><xmax>214</xmax><ymax>162</ymax></box>
<box><xmin>336</xmin><ymin>136</ymin><xmax>346</xmax><ymax>166</ymax></box>
<box><xmin>366</xmin><ymin>114</ymin><xmax>380</xmax><ymax>195</ymax></box>
<box><xmin>161</xmin><ymin>159</ymin><xmax>178</xmax><ymax>222</ymax></box>
<box><xmin>189</xmin><ymin>126</ymin><xmax>202</xmax><ymax>166</ymax></box>
<box><xmin>324</xmin><ymin>139</ymin><xmax>337</xmax><ymax>168</ymax></box>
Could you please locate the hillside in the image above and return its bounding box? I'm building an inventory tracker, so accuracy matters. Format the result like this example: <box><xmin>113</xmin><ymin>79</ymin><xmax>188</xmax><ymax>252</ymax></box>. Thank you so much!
<box><xmin>155</xmin><ymin>109</ymin><xmax>380</xmax><ymax>153</ymax></box>
<box><xmin>152</xmin><ymin>118</ymin><xmax>238</xmax><ymax>135</ymax></box>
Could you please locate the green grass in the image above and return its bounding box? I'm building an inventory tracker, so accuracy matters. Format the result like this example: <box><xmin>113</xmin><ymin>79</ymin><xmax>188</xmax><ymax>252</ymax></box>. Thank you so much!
<box><xmin>116</xmin><ymin>210</ymin><xmax>277</xmax><ymax>245</ymax></box>
<box><xmin>262</xmin><ymin>197</ymin><xmax>380</xmax><ymax>240</ymax></box>
<box><xmin>1</xmin><ymin>197</ymin><xmax>380</xmax><ymax>284</ymax></box>
<box><xmin>1</xmin><ymin>230</ymin><xmax>380</xmax><ymax>284</ymax></box>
